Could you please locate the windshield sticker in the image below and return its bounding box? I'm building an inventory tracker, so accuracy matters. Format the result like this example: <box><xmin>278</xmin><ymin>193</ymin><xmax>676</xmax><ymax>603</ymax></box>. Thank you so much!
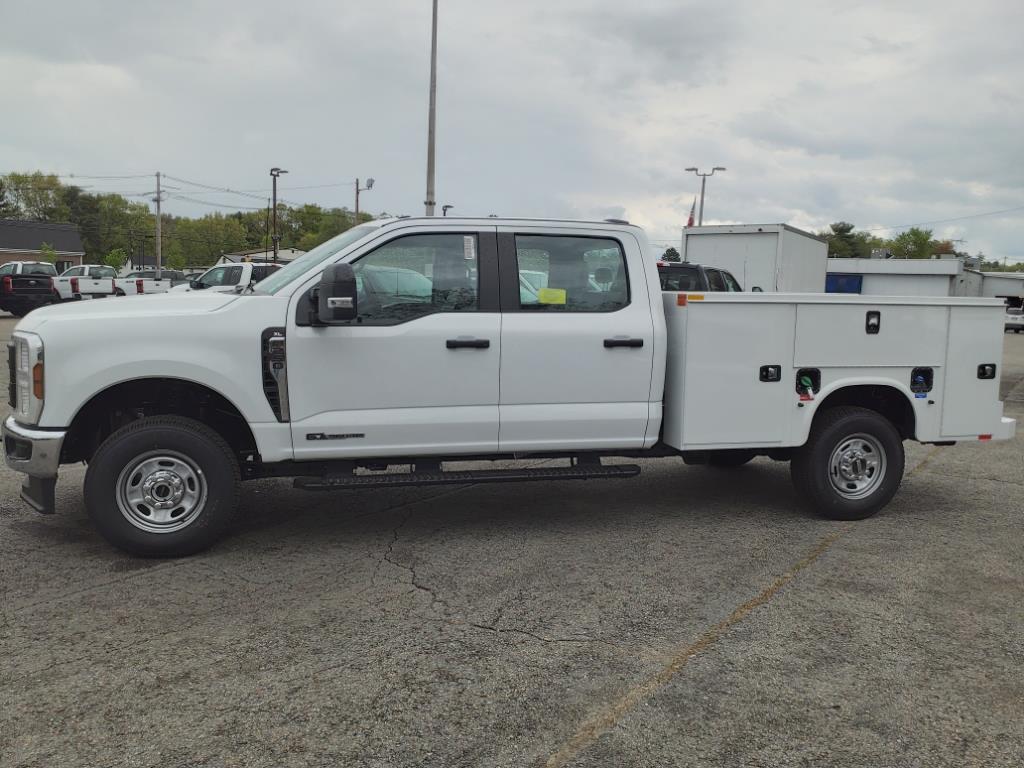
<box><xmin>464</xmin><ymin>236</ymin><xmax>476</xmax><ymax>261</ymax></box>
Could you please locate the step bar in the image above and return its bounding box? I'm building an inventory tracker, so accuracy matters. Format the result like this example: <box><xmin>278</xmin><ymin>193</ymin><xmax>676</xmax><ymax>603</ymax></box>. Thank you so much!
<box><xmin>293</xmin><ymin>463</ymin><xmax>641</xmax><ymax>491</ymax></box>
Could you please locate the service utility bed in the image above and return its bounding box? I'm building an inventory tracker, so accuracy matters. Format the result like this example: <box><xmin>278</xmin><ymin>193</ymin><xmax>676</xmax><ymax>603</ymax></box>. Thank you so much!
<box><xmin>661</xmin><ymin>292</ymin><xmax>1016</xmax><ymax>451</ymax></box>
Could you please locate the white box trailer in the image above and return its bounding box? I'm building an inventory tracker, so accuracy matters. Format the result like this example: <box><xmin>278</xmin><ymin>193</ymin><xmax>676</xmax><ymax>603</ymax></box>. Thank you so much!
<box><xmin>681</xmin><ymin>224</ymin><xmax>827</xmax><ymax>292</ymax></box>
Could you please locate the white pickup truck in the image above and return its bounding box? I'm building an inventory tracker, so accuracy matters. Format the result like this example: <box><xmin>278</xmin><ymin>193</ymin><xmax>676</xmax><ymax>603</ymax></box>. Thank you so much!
<box><xmin>53</xmin><ymin>264</ymin><xmax>118</xmax><ymax>301</ymax></box>
<box><xmin>3</xmin><ymin>218</ymin><xmax>1015</xmax><ymax>556</ymax></box>
<box><xmin>114</xmin><ymin>270</ymin><xmax>186</xmax><ymax>296</ymax></box>
<box><xmin>169</xmin><ymin>261</ymin><xmax>282</xmax><ymax>294</ymax></box>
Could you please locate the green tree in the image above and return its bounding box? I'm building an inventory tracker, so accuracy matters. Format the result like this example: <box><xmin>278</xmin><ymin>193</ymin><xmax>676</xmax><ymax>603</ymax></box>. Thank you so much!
<box><xmin>0</xmin><ymin>177</ymin><xmax>21</xmax><ymax>218</ymax></box>
<box><xmin>661</xmin><ymin>246</ymin><xmax>681</xmax><ymax>262</ymax></box>
<box><xmin>38</xmin><ymin>242</ymin><xmax>57</xmax><ymax>264</ymax></box>
<box><xmin>888</xmin><ymin>227</ymin><xmax>934</xmax><ymax>259</ymax></box>
<box><xmin>6</xmin><ymin>172</ymin><xmax>70</xmax><ymax>221</ymax></box>
<box><xmin>102</xmin><ymin>248</ymin><xmax>127</xmax><ymax>271</ymax></box>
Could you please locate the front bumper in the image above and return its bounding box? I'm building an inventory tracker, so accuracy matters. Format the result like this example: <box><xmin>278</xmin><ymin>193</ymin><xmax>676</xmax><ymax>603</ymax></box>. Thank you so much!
<box><xmin>3</xmin><ymin>416</ymin><xmax>66</xmax><ymax>514</ymax></box>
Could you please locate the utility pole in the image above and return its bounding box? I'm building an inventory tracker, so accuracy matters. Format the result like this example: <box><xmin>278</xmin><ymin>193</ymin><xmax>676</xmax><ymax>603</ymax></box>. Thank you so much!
<box><xmin>270</xmin><ymin>167</ymin><xmax>287</xmax><ymax>261</ymax></box>
<box><xmin>355</xmin><ymin>177</ymin><xmax>375</xmax><ymax>222</ymax></box>
<box><xmin>424</xmin><ymin>0</ymin><xmax>438</xmax><ymax>216</ymax></box>
<box><xmin>153</xmin><ymin>172</ymin><xmax>164</xmax><ymax>279</ymax></box>
<box><xmin>685</xmin><ymin>166</ymin><xmax>726</xmax><ymax>225</ymax></box>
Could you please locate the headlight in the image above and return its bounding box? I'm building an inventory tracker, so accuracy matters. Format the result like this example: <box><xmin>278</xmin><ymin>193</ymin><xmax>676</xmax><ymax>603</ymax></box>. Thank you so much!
<box><xmin>13</xmin><ymin>332</ymin><xmax>44</xmax><ymax>425</ymax></box>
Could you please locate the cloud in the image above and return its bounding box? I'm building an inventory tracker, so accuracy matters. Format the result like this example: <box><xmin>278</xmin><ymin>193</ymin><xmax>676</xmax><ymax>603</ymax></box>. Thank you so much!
<box><xmin>1</xmin><ymin>0</ymin><xmax>1021</xmax><ymax>261</ymax></box>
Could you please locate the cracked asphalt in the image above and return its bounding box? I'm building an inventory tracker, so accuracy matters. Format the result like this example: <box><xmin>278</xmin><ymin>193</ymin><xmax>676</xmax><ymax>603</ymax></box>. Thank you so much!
<box><xmin>2</xmin><ymin>314</ymin><xmax>1023</xmax><ymax>768</ymax></box>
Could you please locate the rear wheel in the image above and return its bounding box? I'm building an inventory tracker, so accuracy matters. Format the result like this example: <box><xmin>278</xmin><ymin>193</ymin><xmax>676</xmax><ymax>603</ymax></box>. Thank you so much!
<box><xmin>791</xmin><ymin>406</ymin><xmax>904</xmax><ymax>521</ymax></box>
<box><xmin>84</xmin><ymin>416</ymin><xmax>240</xmax><ymax>556</ymax></box>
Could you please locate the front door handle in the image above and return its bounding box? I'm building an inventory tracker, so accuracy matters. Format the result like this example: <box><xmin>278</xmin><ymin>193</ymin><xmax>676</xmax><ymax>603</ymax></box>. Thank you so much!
<box><xmin>446</xmin><ymin>337</ymin><xmax>490</xmax><ymax>349</ymax></box>
<box><xmin>604</xmin><ymin>337</ymin><xmax>644</xmax><ymax>348</ymax></box>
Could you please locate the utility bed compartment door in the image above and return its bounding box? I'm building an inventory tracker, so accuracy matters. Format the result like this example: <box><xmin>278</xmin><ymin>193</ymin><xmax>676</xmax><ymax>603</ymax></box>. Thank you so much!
<box><xmin>941</xmin><ymin>307</ymin><xmax>1004</xmax><ymax>437</ymax></box>
<box><xmin>794</xmin><ymin>304</ymin><xmax>948</xmax><ymax>367</ymax></box>
<box><xmin>669</xmin><ymin>301</ymin><xmax>796</xmax><ymax>447</ymax></box>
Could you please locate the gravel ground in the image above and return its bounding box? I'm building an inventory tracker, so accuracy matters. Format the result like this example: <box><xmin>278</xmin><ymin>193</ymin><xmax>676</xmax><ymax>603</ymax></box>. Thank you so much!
<box><xmin>2</xmin><ymin>313</ymin><xmax>1022</xmax><ymax>768</ymax></box>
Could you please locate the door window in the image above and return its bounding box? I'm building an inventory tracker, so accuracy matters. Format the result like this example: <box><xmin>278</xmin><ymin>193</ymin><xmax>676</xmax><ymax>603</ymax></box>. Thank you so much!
<box><xmin>351</xmin><ymin>233</ymin><xmax>479</xmax><ymax>324</ymax></box>
<box><xmin>92</xmin><ymin>266</ymin><xmax>116</xmax><ymax>279</ymax></box>
<box><xmin>706</xmin><ymin>269</ymin><xmax>727</xmax><ymax>292</ymax></box>
<box><xmin>722</xmin><ymin>271</ymin><xmax>743</xmax><ymax>291</ymax></box>
<box><xmin>514</xmin><ymin>235</ymin><xmax>628</xmax><ymax>312</ymax></box>
<box><xmin>198</xmin><ymin>266</ymin><xmax>242</xmax><ymax>287</ymax></box>
<box><xmin>658</xmin><ymin>264</ymin><xmax>701</xmax><ymax>291</ymax></box>
<box><xmin>63</xmin><ymin>266</ymin><xmax>84</xmax><ymax>277</ymax></box>
<box><xmin>0</xmin><ymin>264</ymin><xmax>13</xmax><ymax>275</ymax></box>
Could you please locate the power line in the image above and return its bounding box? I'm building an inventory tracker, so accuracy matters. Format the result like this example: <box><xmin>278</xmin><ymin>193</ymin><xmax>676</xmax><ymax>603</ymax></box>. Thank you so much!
<box><xmin>162</xmin><ymin>173</ymin><xmax>271</xmax><ymax>202</ymax></box>
<box><xmin>170</xmin><ymin>194</ymin><xmax>267</xmax><ymax>211</ymax></box>
<box><xmin>865</xmin><ymin>204</ymin><xmax>1024</xmax><ymax>232</ymax></box>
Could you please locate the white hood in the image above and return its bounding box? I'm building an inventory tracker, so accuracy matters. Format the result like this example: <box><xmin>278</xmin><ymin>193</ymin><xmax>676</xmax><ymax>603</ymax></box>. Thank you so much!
<box><xmin>14</xmin><ymin>292</ymin><xmax>241</xmax><ymax>333</ymax></box>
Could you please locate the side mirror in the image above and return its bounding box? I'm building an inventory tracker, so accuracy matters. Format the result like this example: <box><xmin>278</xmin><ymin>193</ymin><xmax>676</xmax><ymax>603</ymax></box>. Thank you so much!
<box><xmin>190</xmin><ymin>280</ymin><xmax>204</xmax><ymax>289</ymax></box>
<box><xmin>317</xmin><ymin>263</ymin><xmax>358</xmax><ymax>323</ymax></box>
<box><xmin>751</xmin><ymin>286</ymin><xmax>764</xmax><ymax>292</ymax></box>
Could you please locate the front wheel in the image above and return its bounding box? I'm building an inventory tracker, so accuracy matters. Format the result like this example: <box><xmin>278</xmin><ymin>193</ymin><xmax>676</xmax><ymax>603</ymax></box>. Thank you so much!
<box><xmin>85</xmin><ymin>416</ymin><xmax>240</xmax><ymax>556</ymax></box>
<box><xmin>791</xmin><ymin>406</ymin><xmax>904</xmax><ymax>521</ymax></box>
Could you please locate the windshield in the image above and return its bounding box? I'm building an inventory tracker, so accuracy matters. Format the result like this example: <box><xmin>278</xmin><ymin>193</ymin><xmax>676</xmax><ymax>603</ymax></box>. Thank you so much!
<box><xmin>255</xmin><ymin>223</ymin><xmax>381</xmax><ymax>295</ymax></box>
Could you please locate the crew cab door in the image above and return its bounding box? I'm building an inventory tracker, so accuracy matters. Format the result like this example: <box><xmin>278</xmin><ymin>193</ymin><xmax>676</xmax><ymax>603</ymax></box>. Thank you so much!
<box><xmin>496</xmin><ymin>226</ymin><xmax>656</xmax><ymax>451</ymax></box>
<box><xmin>286</xmin><ymin>226</ymin><xmax>501</xmax><ymax>460</ymax></box>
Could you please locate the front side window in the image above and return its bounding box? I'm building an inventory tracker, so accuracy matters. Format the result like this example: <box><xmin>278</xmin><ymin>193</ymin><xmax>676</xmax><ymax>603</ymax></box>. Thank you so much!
<box><xmin>198</xmin><ymin>267</ymin><xmax>230</xmax><ymax>287</ymax></box>
<box><xmin>514</xmin><ymin>235</ymin><xmax>628</xmax><ymax>312</ymax></box>
<box><xmin>63</xmin><ymin>266</ymin><xmax>84</xmax><ymax>277</ymax></box>
<box><xmin>92</xmin><ymin>266</ymin><xmax>116</xmax><ymax>279</ymax></box>
<box><xmin>722</xmin><ymin>271</ymin><xmax>743</xmax><ymax>291</ymax></box>
<box><xmin>706</xmin><ymin>269</ymin><xmax>727</xmax><ymax>292</ymax></box>
<box><xmin>0</xmin><ymin>264</ymin><xmax>14</xmax><ymax>276</ymax></box>
<box><xmin>352</xmin><ymin>233</ymin><xmax>478</xmax><ymax>324</ymax></box>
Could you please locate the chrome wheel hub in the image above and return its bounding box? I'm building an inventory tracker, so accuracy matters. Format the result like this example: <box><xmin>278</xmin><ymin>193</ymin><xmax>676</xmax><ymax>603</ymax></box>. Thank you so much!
<box><xmin>116</xmin><ymin>451</ymin><xmax>207</xmax><ymax>534</ymax></box>
<box><xmin>828</xmin><ymin>433</ymin><xmax>886</xmax><ymax>500</ymax></box>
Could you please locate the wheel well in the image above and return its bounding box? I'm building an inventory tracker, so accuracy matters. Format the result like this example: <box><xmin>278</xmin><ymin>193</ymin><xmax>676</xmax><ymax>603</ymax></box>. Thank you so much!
<box><xmin>814</xmin><ymin>385</ymin><xmax>915</xmax><ymax>439</ymax></box>
<box><xmin>62</xmin><ymin>378</ymin><xmax>259</xmax><ymax>464</ymax></box>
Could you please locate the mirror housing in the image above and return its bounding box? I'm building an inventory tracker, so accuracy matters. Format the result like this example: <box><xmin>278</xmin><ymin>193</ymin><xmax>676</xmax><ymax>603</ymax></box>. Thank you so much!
<box><xmin>317</xmin><ymin>263</ymin><xmax>358</xmax><ymax>324</ymax></box>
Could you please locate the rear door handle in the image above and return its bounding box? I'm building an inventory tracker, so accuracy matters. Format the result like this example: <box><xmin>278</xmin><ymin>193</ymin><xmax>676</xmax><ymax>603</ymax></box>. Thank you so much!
<box><xmin>604</xmin><ymin>337</ymin><xmax>644</xmax><ymax>348</ymax></box>
<box><xmin>446</xmin><ymin>337</ymin><xmax>490</xmax><ymax>349</ymax></box>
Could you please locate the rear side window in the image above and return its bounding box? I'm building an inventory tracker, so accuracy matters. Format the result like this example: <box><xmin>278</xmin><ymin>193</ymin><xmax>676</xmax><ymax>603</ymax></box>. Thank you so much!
<box><xmin>514</xmin><ymin>235</ymin><xmax>628</xmax><ymax>312</ymax></box>
<box><xmin>658</xmin><ymin>264</ymin><xmax>702</xmax><ymax>291</ymax></box>
<box><xmin>92</xmin><ymin>266</ymin><xmax>116</xmax><ymax>279</ymax></box>
<box><xmin>706</xmin><ymin>269</ymin><xmax>727</xmax><ymax>291</ymax></box>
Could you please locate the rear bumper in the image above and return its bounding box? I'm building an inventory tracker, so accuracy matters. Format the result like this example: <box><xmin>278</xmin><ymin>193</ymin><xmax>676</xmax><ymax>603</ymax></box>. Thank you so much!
<box><xmin>995</xmin><ymin>417</ymin><xmax>1017</xmax><ymax>441</ymax></box>
<box><xmin>3</xmin><ymin>416</ymin><xmax>66</xmax><ymax>514</ymax></box>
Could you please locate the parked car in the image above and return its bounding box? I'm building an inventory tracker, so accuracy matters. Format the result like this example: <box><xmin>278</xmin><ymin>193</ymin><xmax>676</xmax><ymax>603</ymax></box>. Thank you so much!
<box><xmin>53</xmin><ymin>264</ymin><xmax>118</xmax><ymax>301</ymax></box>
<box><xmin>170</xmin><ymin>262</ymin><xmax>283</xmax><ymax>294</ymax></box>
<box><xmin>3</xmin><ymin>217</ymin><xmax>1014</xmax><ymax>557</ymax></box>
<box><xmin>1006</xmin><ymin>307</ymin><xmax>1024</xmax><ymax>333</ymax></box>
<box><xmin>115</xmin><ymin>270</ymin><xmax>186</xmax><ymax>296</ymax></box>
<box><xmin>0</xmin><ymin>261</ymin><xmax>58</xmax><ymax>317</ymax></box>
<box><xmin>657</xmin><ymin>261</ymin><xmax>744</xmax><ymax>292</ymax></box>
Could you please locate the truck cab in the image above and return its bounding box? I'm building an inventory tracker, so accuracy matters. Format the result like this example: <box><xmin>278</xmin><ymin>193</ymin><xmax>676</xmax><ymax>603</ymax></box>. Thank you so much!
<box><xmin>3</xmin><ymin>218</ymin><xmax>1014</xmax><ymax>556</ymax></box>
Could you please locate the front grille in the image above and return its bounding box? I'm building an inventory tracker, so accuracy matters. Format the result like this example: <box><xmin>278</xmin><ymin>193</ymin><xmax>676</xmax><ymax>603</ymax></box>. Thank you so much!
<box><xmin>7</xmin><ymin>342</ymin><xmax>15</xmax><ymax>408</ymax></box>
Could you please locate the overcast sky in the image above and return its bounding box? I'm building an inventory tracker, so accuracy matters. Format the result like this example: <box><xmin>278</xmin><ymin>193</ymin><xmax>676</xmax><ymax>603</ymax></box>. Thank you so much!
<box><xmin>2</xmin><ymin>0</ymin><xmax>1022</xmax><ymax>260</ymax></box>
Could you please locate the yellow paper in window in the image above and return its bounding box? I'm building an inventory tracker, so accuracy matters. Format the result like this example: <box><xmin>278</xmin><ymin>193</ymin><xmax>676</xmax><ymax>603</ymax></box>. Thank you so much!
<box><xmin>537</xmin><ymin>287</ymin><xmax>566</xmax><ymax>305</ymax></box>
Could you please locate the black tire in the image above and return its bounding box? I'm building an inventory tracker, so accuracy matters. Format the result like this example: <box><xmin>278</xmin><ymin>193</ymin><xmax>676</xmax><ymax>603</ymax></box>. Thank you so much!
<box><xmin>84</xmin><ymin>415</ymin><xmax>240</xmax><ymax>556</ymax></box>
<box><xmin>707</xmin><ymin>449</ymin><xmax>756</xmax><ymax>468</ymax></box>
<box><xmin>791</xmin><ymin>406</ymin><xmax>904</xmax><ymax>521</ymax></box>
<box><xmin>115</xmin><ymin>289</ymin><xmax>126</xmax><ymax>296</ymax></box>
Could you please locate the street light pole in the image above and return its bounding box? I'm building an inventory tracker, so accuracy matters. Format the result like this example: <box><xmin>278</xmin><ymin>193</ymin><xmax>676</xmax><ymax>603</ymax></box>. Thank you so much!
<box><xmin>685</xmin><ymin>166</ymin><xmax>726</xmax><ymax>225</ymax></box>
<box><xmin>270</xmin><ymin>167</ymin><xmax>287</xmax><ymax>262</ymax></box>
<box><xmin>355</xmin><ymin>177</ymin><xmax>375</xmax><ymax>222</ymax></box>
<box><xmin>424</xmin><ymin>0</ymin><xmax>438</xmax><ymax>216</ymax></box>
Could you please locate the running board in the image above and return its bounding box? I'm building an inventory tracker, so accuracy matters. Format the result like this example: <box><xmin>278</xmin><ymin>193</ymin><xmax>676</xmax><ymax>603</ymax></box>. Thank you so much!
<box><xmin>293</xmin><ymin>463</ymin><xmax>641</xmax><ymax>491</ymax></box>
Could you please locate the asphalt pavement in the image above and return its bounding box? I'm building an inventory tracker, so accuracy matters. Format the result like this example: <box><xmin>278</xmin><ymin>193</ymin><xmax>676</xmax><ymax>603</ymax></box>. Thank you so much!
<box><xmin>2</xmin><ymin>313</ymin><xmax>1023</xmax><ymax>768</ymax></box>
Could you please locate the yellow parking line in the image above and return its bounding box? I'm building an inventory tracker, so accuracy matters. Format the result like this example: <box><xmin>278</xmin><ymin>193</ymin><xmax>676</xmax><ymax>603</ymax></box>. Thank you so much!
<box><xmin>546</xmin><ymin>445</ymin><xmax>943</xmax><ymax>767</ymax></box>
